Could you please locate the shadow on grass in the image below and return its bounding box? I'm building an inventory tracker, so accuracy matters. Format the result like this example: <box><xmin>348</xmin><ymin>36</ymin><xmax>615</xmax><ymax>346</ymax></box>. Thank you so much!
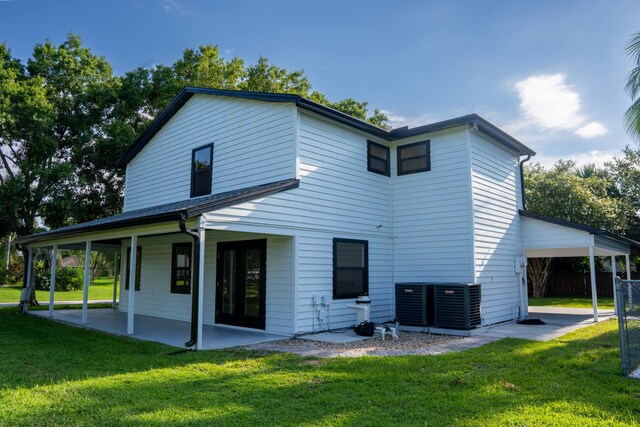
<box><xmin>1</xmin><ymin>309</ymin><xmax>639</xmax><ymax>426</ymax></box>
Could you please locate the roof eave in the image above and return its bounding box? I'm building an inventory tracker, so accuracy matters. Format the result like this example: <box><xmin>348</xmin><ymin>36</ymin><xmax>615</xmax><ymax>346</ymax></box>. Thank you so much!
<box><xmin>13</xmin><ymin>211</ymin><xmax>184</xmax><ymax>245</ymax></box>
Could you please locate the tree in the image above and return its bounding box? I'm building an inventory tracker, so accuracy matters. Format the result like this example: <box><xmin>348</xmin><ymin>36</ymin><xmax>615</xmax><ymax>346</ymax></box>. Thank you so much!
<box><xmin>0</xmin><ymin>34</ymin><xmax>116</xmax><ymax>301</ymax></box>
<box><xmin>607</xmin><ymin>146</ymin><xmax>640</xmax><ymax>244</ymax></box>
<box><xmin>625</xmin><ymin>32</ymin><xmax>640</xmax><ymax>138</ymax></box>
<box><xmin>524</xmin><ymin>160</ymin><xmax>632</xmax><ymax>297</ymax></box>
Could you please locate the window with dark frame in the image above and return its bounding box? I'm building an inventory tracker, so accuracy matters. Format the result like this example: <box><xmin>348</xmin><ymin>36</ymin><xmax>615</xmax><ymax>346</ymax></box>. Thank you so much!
<box><xmin>397</xmin><ymin>140</ymin><xmax>431</xmax><ymax>175</ymax></box>
<box><xmin>191</xmin><ymin>144</ymin><xmax>213</xmax><ymax>197</ymax></box>
<box><xmin>171</xmin><ymin>243</ymin><xmax>192</xmax><ymax>294</ymax></box>
<box><xmin>125</xmin><ymin>246</ymin><xmax>141</xmax><ymax>291</ymax></box>
<box><xmin>333</xmin><ymin>238</ymin><xmax>369</xmax><ymax>299</ymax></box>
<box><xmin>367</xmin><ymin>140</ymin><xmax>390</xmax><ymax>176</ymax></box>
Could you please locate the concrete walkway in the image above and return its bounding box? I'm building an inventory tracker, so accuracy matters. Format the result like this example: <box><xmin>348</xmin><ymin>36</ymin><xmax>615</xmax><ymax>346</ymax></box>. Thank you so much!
<box><xmin>485</xmin><ymin>306</ymin><xmax>615</xmax><ymax>341</ymax></box>
<box><xmin>247</xmin><ymin>306</ymin><xmax>616</xmax><ymax>358</ymax></box>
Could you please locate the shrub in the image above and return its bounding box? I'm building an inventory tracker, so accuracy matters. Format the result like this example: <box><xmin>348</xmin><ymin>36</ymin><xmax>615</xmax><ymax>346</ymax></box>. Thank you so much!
<box><xmin>0</xmin><ymin>260</ymin><xmax>23</xmax><ymax>286</ymax></box>
<box><xmin>35</xmin><ymin>265</ymin><xmax>84</xmax><ymax>292</ymax></box>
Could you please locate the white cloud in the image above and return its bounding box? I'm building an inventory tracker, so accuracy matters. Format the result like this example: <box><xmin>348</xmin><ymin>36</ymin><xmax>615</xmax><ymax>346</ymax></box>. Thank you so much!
<box><xmin>575</xmin><ymin>121</ymin><xmax>608</xmax><ymax>139</ymax></box>
<box><xmin>382</xmin><ymin>110</ymin><xmax>442</xmax><ymax>129</ymax></box>
<box><xmin>163</xmin><ymin>0</ymin><xmax>187</xmax><ymax>15</ymax></box>
<box><xmin>513</xmin><ymin>73</ymin><xmax>607</xmax><ymax>139</ymax></box>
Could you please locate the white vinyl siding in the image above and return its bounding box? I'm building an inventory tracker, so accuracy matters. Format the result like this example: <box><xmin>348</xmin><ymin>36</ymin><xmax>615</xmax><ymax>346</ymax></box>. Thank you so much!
<box><xmin>391</xmin><ymin>128</ymin><xmax>475</xmax><ymax>284</ymax></box>
<box><xmin>203</xmin><ymin>111</ymin><xmax>394</xmax><ymax>332</ymax></box>
<box><xmin>124</xmin><ymin>95</ymin><xmax>296</xmax><ymax>211</ymax></box>
<box><xmin>470</xmin><ymin>130</ymin><xmax>523</xmax><ymax>325</ymax></box>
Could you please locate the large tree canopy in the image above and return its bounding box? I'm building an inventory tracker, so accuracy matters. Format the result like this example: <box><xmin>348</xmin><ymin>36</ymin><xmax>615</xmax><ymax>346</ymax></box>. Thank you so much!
<box><xmin>0</xmin><ymin>34</ymin><xmax>389</xmax><ymax>241</ymax></box>
<box><xmin>0</xmin><ymin>34</ymin><xmax>116</xmax><ymax>236</ymax></box>
<box><xmin>524</xmin><ymin>160</ymin><xmax>637</xmax><ymax>297</ymax></box>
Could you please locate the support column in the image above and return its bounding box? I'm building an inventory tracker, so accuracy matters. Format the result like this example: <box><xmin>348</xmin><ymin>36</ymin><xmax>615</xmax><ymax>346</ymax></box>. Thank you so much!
<box><xmin>48</xmin><ymin>244</ymin><xmax>58</xmax><ymax>317</ymax></box>
<box><xmin>196</xmin><ymin>227</ymin><xmax>206</xmax><ymax>350</ymax></box>
<box><xmin>589</xmin><ymin>245</ymin><xmax>598</xmax><ymax>322</ymax></box>
<box><xmin>612</xmin><ymin>255</ymin><xmax>618</xmax><ymax>315</ymax></box>
<box><xmin>81</xmin><ymin>241</ymin><xmax>92</xmax><ymax>325</ymax></box>
<box><xmin>112</xmin><ymin>252</ymin><xmax>119</xmax><ymax>308</ymax></box>
<box><xmin>127</xmin><ymin>235</ymin><xmax>137</xmax><ymax>335</ymax></box>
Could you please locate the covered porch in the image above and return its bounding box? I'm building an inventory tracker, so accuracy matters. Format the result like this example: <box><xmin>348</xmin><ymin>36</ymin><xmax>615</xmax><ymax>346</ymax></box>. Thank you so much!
<box><xmin>30</xmin><ymin>308</ymin><xmax>286</xmax><ymax>349</ymax></box>
<box><xmin>14</xmin><ymin>180</ymin><xmax>300</xmax><ymax>350</ymax></box>
<box><xmin>521</xmin><ymin>210</ymin><xmax>640</xmax><ymax>322</ymax></box>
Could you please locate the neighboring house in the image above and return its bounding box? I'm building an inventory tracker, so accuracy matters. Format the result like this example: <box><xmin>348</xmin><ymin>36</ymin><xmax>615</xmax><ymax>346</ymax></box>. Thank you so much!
<box><xmin>16</xmin><ymin>87</ymin><xmax>637</xmax><ymax>349</ymax></box>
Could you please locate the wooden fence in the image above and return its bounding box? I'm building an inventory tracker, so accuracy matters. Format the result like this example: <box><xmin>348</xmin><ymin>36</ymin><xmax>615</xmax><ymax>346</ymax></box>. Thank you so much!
<box><xmin>541</xmin><ymin>272</ymin><xmax>640</xmax><ymax>298</ymax></box>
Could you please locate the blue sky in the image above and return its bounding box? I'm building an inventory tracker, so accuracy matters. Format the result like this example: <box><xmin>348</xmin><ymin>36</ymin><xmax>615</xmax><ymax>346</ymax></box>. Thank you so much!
<box><xmin>1</xmin><ymin>0</ymin><xmax>639</xmax><ymax>166</ymax></box>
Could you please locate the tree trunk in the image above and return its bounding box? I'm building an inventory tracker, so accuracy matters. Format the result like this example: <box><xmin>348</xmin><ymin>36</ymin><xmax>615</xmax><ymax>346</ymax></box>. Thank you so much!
<box><xmin>4</xmin><ymin>233</ymin><xmax>10</xmax><ymax>271</ymax></box>
<box><xmin>528</xmin><ymin>257</ymin><xmax>554</xmax><ymax>298</ymax></box>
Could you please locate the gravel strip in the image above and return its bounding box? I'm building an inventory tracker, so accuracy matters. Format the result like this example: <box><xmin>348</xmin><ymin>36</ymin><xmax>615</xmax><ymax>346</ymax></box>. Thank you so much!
<box><xmin>246</xmin><ymin>331</ymin><xmax>500</xmax><ymax>358</ymax></box>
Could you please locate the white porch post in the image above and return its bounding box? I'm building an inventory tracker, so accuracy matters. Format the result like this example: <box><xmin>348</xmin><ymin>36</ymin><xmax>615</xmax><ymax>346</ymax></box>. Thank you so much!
<box><xmin>48</xmin><ymin>244</ymin><xmax>58</xmax><ymax>317</ymax></box>
<box><xmin>612</xmin><ymin>255</ymin><xmax>618</xmax><ymax>315</ymax></box>
<box><xmin>81</xmin><ymin>241</ymin><xmax>92</xmax><ymax>325</ymax></box>
<box><xmin>112</xmin><ymin>252</ymin><xmax>119</xmax><ymax>308</ymax></box>
<box><xmin>196</xmin><ymin>227</ymin><xmax>206</xmax><ymax>350</ymax></box>
<box><xmin>127</xmin><ymin>235</ymin><xmax>137</xmax><ymax>335</ymax></box>
<box><xmin>589</xmin><ymin>245</ymin><xmax>598</xmax><ymax>322</ymax></box>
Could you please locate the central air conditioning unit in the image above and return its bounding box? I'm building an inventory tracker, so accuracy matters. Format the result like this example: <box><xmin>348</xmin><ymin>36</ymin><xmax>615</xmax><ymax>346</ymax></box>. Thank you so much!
<box><xmin>395</xmin><ymin>283</ymin><xmax>435</xmax><ymax>326</ymax></box>
<box><xmin>433</xmin><ymin>283</ymin><xmax>481</xmax><ymax>330</ymax></box>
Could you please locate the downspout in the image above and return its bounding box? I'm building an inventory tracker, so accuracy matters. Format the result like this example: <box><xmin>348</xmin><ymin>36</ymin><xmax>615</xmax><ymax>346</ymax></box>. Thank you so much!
<box><xmin>179</xmin><ymin>212</ymin><xmax>200</xmax><ymax>348</ymax></box>
<box><xmin>518</xmin><ymin>154</ymin><xmax>531</xmax><ymax>321</ymax></box>
<box><xmin>519</xmin><ymin>154</ymin><xmax>531</xmax><ymax>210</ymax></box>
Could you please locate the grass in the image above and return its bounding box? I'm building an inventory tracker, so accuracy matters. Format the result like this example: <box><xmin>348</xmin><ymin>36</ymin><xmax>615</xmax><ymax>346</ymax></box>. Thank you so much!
<box><xmin>0</xmin><ymin>277</ymin><xmax>116</xmax><ymax>303</ymax></box>
<box><xmin>0</xmin><ymin>309</ymin><xmax>638</xmax><ymax>425</ymax></box>
<box><xmin>529</xmin><ymin>296</ymin><xmax>615</xmax><ymax>310</ymax></box>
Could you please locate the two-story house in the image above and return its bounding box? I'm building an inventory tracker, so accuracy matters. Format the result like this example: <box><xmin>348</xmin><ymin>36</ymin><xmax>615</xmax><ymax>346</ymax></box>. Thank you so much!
<box><xmin>17</xmin><ymin>87</ymin><xmax>636</xmax><ymax>349</ymax></box>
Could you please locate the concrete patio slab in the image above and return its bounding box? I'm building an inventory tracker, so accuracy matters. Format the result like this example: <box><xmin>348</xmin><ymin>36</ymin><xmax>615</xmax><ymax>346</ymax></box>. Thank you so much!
<box><xmin>30</xmin><ymin>308</ymin><xmax>288</xmax><ymax>350</ymax></box>
<box><xmin>485</xmin><ymin>306</ymin><xmax>615</xmax><ymax>341</ymax></box>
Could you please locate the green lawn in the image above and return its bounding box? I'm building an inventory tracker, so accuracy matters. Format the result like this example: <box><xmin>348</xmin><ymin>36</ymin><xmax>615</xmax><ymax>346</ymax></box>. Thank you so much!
<box><xmin>0</xmin><ymin>277</ymin><xmax>116</xmax><ymax>303</ymax></box>
<box><xmin>529</xmin><ymin>296</ymin><xmax>615</xmax><ymax>310</ymax></box>
<box><xmin>0</xmin><ymin>309</ymin><xmax>638</xmax><ymax>425</ymax></box>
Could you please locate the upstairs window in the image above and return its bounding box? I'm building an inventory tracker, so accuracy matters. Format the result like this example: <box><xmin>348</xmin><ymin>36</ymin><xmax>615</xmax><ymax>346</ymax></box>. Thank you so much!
<box><xmin>171</xmin><ymin>243</ymin><xmax>192</xmax><ymax>294</ymax></box>
<box><xmin>191</xmin><ymin>144</ymin><xmax>213</xmax><ymax>197</ymax></box>
<box><xmin>397</xmin><ymin>140</ymin><xmax>430</xmax><ymax>175</ymax></box>
<box><xmin>367</xmin><ymin>140</ymin><xmax>390</xmax><ymax>176</ymax></box>
<box><xmin>333</xmin><ymin>238</ymin><xmax>369</xmax><ymax>299</ymax></box>
<box><xmin>125</xmin><ymin>246</ymin><xmax>141</xmax><ymax>291</ymax></box>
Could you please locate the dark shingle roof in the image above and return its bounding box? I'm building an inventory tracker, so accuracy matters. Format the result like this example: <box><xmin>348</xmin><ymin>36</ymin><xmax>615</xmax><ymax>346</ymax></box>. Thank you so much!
<box><xmin>15</xmin><ymin>178</ymin><xmax>299</xmax><ymax>245</ymax></box>
<box><xmin>115</xmin><ymin>87</ymin><xmax>535</xmax><ymax>168</ymax></box>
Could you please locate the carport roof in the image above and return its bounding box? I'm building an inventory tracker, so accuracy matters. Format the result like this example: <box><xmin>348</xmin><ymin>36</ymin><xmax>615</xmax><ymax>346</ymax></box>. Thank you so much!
<box><xmin>520</xmin><ymin>210</ymin><xmax>640</xmax><ymax>257</ymax></box>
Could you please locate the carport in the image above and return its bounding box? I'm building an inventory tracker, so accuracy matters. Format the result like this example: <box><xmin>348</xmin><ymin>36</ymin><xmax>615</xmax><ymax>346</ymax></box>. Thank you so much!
<box><xmin>520</xmin><ymin>210</ymin><xmax>640</xmax><ymax>322</ymax></box>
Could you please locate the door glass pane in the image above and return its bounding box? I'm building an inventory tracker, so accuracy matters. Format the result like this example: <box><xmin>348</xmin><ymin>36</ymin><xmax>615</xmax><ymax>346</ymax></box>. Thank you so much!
<box><xmin>245</xmin><ymin>249</ymin><xmax>261</xmax><ymax>317</ymax></box>
<box><xmin>222</xmin><ymin>250</ymin><xmax>236</xmax><ymax>314</ymax></box>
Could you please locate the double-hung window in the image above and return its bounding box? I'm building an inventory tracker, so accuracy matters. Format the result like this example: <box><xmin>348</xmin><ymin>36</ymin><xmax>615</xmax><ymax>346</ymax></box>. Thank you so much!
<box><xmin>333</xmin><ymin>239</ymin><xmax>369</xmax><ymax>299</ymax></box>
<box><xmin>191</xmin><ymin>144</ymin><xmax>213</xmax><ymax>197</ymax></box>
<box><xmin>171</xmin><ymin>243</ymin><xmax>192</xmax><ymax>294</ymax></box>
<box><xmin>367</xmin><ymin>140</ymin><xmax>390</xmax><ymax>176</ymax></box>
<box><xmin>397</xmin><ymin>140</ymin><xmax>430</xmax><ymax>175</ymax></box>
